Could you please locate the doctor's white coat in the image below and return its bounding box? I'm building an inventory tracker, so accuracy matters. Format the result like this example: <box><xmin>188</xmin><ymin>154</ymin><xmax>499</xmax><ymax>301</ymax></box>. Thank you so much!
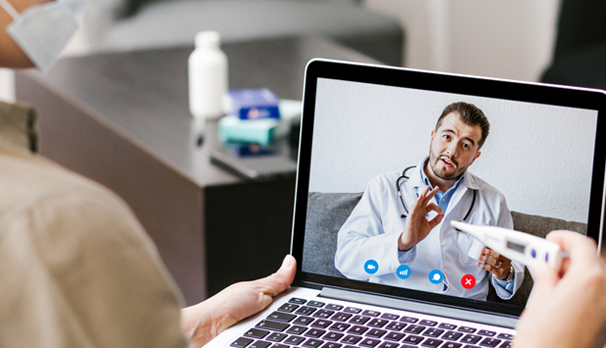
<box><xmin>334</xmin><ymin>160</ymin><xmax>524</xmax><ymax>301</ymax></box>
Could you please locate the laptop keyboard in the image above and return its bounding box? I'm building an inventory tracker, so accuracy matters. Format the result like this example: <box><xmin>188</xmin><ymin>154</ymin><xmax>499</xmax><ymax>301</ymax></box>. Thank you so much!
<box><xmin>230</xmin><ymin>297</ymin><xmax>514</xmax><ymax>348</ymax></box>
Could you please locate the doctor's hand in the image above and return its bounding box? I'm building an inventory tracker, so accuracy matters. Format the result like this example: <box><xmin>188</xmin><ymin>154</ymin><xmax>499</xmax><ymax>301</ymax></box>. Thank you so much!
<box><xmin>477</xmin><ymin>247</ymin><xmax>512</xmax><ymax>280</ymax></box>
<box><xmin>399</xmin><ymin>186</ymin><xmax>444</xmax><ymax>251</ymax></box>
<box><xmin>513</xmin><ymin>231</ymin><xmax>606</xmax><ymax>348</ymax></box>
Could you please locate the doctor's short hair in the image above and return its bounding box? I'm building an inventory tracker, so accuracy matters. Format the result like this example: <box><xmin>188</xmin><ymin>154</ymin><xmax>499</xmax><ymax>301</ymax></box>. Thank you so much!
<box><xmin>435</xmin><ymin>102</ymin><xmax>490</xmax><ymax>149</ymax></box>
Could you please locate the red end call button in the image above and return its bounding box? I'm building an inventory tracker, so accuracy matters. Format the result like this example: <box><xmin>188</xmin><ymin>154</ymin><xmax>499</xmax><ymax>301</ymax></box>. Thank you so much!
<box><xmin>461</xmin><ymin>274</ymin><xmax>476</xmax><ymax>289</ymax></box>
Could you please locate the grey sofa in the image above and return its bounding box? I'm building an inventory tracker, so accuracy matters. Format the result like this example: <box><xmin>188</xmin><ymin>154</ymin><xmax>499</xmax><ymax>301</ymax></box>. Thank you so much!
<box><xmin>80</xmin><ymin>0</ymin><xmax>404</xmax><ymax>66</ymax></box>
<box><xmin>303</xmin><ymin>192</ymin><xmax>586</xmax><ymax>308</ymax></box>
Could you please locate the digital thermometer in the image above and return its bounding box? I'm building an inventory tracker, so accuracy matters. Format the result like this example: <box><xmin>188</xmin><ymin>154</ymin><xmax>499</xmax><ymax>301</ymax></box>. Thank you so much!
<box><xmin>451</xmin><ymin>221</ymin><xmax>566</xmax><ymax>270</ymax></box>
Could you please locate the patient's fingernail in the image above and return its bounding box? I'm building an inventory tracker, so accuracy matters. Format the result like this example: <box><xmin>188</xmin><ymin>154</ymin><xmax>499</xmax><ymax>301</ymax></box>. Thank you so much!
<box><xmin>281</xmin><ymin>254</ymin><xmax>295</xmax><ymax>269</ymax></box>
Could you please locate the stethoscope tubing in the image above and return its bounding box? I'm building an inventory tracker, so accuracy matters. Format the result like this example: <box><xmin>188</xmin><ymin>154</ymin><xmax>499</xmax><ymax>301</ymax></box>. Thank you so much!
<box><xmin>396</xmin><ymin>165</ymin><xmax>476</xmax><ymax>221</ymax></box>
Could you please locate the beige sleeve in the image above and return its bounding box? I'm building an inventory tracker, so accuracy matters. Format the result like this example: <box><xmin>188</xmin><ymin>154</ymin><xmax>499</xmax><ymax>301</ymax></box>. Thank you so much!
<box><xmin>0</xmin><ymin>185</ymin><xmax>188</xmax><ymax>348</ymax></box>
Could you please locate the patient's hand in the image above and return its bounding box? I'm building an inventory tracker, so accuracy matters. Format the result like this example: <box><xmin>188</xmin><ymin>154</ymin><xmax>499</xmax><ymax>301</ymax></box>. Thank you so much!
<box><xmin>180</xmin><ymin>255</ymin><xmax>297</xmax><ymax>348</ymax></box>
<box><xmin>514</xmin><ymin>231</ymin><xmax>606</xmax><ymax>348</ymax></box>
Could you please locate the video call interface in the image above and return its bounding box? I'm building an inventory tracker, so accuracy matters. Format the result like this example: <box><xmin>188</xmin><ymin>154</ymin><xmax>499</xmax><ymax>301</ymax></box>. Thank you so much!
<box><xmin>302</xmin><ymin>77</ymin><xmax>600</xmax><ymax>308</ymax></box>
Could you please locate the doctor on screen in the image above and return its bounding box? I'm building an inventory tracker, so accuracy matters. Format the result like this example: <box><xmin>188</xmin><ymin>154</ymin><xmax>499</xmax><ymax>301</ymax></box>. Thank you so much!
<box><xmin>334</xmin><ymin>102</ymin><xmax>524</xmax><ymax>301</ymax></box>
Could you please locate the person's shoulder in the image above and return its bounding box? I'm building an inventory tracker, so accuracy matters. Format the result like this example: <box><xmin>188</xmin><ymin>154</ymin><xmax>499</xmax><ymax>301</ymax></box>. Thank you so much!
<box><xmin>0</xmin><ymin>149</ymin><xmax>148</xmax><ymax>247</ymax></box>
<box><xmin>367</xmin><ymin>171</ymin><xmax>400</xmax><ymax>191</ymax></box>
<box><xmin>467</xmin><ymin>172</ymin><xmax>506</xmax><ymax>199</ymax></box>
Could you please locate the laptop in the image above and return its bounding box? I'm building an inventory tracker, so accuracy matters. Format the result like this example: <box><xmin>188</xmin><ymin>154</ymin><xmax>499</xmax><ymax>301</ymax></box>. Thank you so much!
<box><xmin>206</xmin><ymin>59</ymin><xmax>606</xmax><ymax>348</ymax></box>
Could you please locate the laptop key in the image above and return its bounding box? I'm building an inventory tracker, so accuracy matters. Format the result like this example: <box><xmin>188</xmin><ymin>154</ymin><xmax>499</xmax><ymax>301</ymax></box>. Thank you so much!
<box><xmin>308</xmin><ymin>301</ymin><xmax>326</xmax><ymax>308</ymax></box>
<box><xmin>362</xmin><ymin>310</ymin><xmax>381</xmax><ymax>317</ymax></box>
<box><xmin>498</xmin><ymin>341</ymin><xmax>512</xmax><ymax>348</ymax></box>
<box><xmin>442</xmin><ymin>343</ymin><xmax>462</xmax><ymax>348</ymax></box>
<box><xmin>443</xmin><ymin>331</ymin><xmax>463</xmax><ymax>341</ymax></box>
<box><xmin>324</xmin><ymin>332</ymin><xmax>344</xmax><ymax>341</ymax></box>
<box><xmin>270</xmin><ymin>344</ymin><xmax>289</xmax><ymax>348</ymax></box>
<box><xmin>344</xmin><ymin>307</ymin><xmax>362</xmax><ymax>314</ymax></box>
<box><xmin>347</xmin><ymin>325</ymin><xmax>368</xmax><ymax>335</ymax></box>
<box><xmin>232</xmin><ymin>338</ymin><xmax>254</xmax><ymax>348</ymax></box>
<box><xmin>350</xmin><ymin>315</ymin><xmax>371</xmax><ymax>325</ymax></box>
<box><xmin>458</xmin><ymin>327</ymin><xmax>477</xmax><ymax>333</ymax></box>
<box><xmin>286</xmin><ymin>326</ymin><xmax>308</xmax><ymax>335</ymax></box>
<box><xmin>311</xmin><ymin>319</ymin><xmax>333</xmax><ymax>329</ymax></box>
<box><xmin>305</xmin><ymin>329</ymin><xmax>326</xmax><ymax>338</ymax></box>
<box><xmin>302</xmin><ymin>339</ymin><xmax>324</xmax><ymax>348</ymax></box>
<box><xmin>496</xmin><ymin>333</ymin><xmax>513</xmax><ymax>340</ymax></box>
<box><xmin>256</xmin><ymin>320</ymin><xmax>290</xmax><ymax>332</ymax></box>
<box><xmin>314</xmin><ymin>310</ymin><xmax>336</xmax><ymax>319</ymax></box>
<box><xmin>296</xmin><ymin>307</ymin><xmax>318</xmax><ymax>316</ymax></box>
<box><xmin>250</xmin><ymin>341</ymin><xmax>272</xmax><ymax>348</ymax></box>
<box><xmin>245</xmin><ymin>329</ymin><xmax>270</xmax><ymax>339</ymax></box>
<box><xmin>479</xmin><ymin>338</ymin><xmax>501</xmax><ymax>347</ymax></box>
<box><xmin>381</xmin><ymin>313</ymin><xmax>400</xmax><ymax>320</ymax></box>
<box><xmin>277</xmin><ymin>303</ymin><xmax>299</xmax><ymax>313</ymax></box>
<box><xmin>385</xmin><ymin>322</ymin><xmax>407</xmax><ymax>331</ymax></box>
<box><xmin>294</xmin><ymin>316</ymin><xmax>314</xmax><ymax>325</ymax></box>
<box><xmin>419</xmin><ymin>320</ymin><xmax>438</xmax><ymax>327</ymax></box>
<box><xmin>332</xmin><ymin>313</ymin><xmax>353</xmax><ymax>322</ymax></box>
<box><xmin>384</xmin><ymin>332</ymin><xmax>405</xmax><ymax>341</ymax></box>
<box><xmin>402</xmin><ymin>335</ymin><xmax>424</xmax><ymax>344</ymax></box>
<box><xmin>284</xmin><ymin>336</ymin><xmax>306</xmax><ymax>345</ymax></box>
<box><xmin>329</xmin><ymin>322</ymin><xmax>351</xmax><ymax>332</ymax></box>
<box><xmin>326</xmin><ymin>304</ymin><xmax>344</xmax><ymax>311</ymax></box>
<box><xmin>379</xmin><ymin>342</ymin><xmax>400</xmax><ymax>348</ymax></box>
<box><xmin>422</xmin><ymin>328</ymin><xmax>444</xmax><ymax>338</ymax></box>
<box><xmin>439</xmin><ymin>323</ymin><xmax>457</xmax><ymax>330</ymax></box>
<box><xmin>322</xmin><ymin>343</ymin><xmax>342</xmax><ymax>348</ymax></box>
<box><xmin>342</xmin><ymin>335</ymin><xmax>363</xmax><ymax>344</ymax></box>
<box><xmin>400</xmin><ymin>316</ymin><xmax>419</xmax><ymax>324</ymax></box>
<box><xmin>368</xmin><ymin>319</ymin><xmax>389</xmax><ymax>328</ymax></box>
<box><xmin>268</xmin><ymin>312</ymin><xmax>297</xmax><ymax>322</ymax></box>
<box><xmin>267</xmin><ymin>333</ymin><xmax>288</xmax><ymax>342</ymax></box>
<box><xmin>359</xmin><ymin>338</ymin><xmax>382</xmax><ymax>347</ymax></box>
<box><xmin>288</xmin><ymin>298</ymin><xmax>307</xmax><ymax>305</ymax></box>
<box><xmin>478</xmin><ymin>330</ymin><xmax>496</xmax><ymax>337</ymax></box>
<box><xmin>366</xmin><ymin>329</ymin><xmax>387</xmax><ymax>338</ymax></box>
<box><xmin>421</xmin><ymin>338</ymin><xmax>443</xmax><ymax>347</ymax></box>
<box><xmin>461</xmin><ymin>334</ymin><xmax>482</xmax><ymax>344</ymax></box>
<box><xmin>404</xmin><ymin>325</ymin><xmax>425</xmax><ymax>334</ymax></box>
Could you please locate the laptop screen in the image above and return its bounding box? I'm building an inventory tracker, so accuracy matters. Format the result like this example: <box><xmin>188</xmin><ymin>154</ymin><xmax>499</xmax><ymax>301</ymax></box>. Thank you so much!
<box><xmin>292</xmin><ymin>60</ymin><xmax>606</xmax><ymax>317</ymax></box>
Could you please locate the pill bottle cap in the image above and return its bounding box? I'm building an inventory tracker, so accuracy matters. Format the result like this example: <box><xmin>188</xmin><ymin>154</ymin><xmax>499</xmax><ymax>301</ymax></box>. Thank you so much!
<box><xmin>195</xmin><ymin>31</ymin><xmax>220</xmax><ymax>49</ymax></box>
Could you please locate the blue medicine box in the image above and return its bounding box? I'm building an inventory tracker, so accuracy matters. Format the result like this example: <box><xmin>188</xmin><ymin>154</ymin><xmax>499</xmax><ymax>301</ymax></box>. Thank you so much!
<box><xmin>227</xmin><ymin>88</ymin><xmax>280</xmax><ymax>120</ymax></box>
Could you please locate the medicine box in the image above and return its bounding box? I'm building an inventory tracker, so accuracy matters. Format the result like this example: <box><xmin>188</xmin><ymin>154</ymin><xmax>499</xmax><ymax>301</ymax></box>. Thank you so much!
<box><xmin>226</xmin><ymin>88</ymin><xmax>280</xmax><ymax>120</ymax></box>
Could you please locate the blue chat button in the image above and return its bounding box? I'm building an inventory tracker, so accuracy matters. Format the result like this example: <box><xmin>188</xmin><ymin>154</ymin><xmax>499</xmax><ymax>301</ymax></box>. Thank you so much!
<box><xmin>428</xmin><ymin>269</ymin><xmax>444</xmax><ymax>284</ymax></box>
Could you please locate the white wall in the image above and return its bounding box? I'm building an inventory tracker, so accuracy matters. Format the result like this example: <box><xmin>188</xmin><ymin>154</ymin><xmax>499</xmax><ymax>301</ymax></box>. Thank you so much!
<box><xmin>365</xmin><ymin>0</ymin><xmax>562</xmax><ymax>82</ymax></box>
<box><xmin>307</xmin><ymin>78</ymin><xmax>598</xmax><ymax>223</ymax></box>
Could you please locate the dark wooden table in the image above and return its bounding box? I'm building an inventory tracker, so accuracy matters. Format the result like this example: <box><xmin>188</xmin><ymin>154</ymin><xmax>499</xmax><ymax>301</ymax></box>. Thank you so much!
<box><xmin>15</xmin><ymin>37</ymin><xmax>377</xmax><ymax>305</ymax></box>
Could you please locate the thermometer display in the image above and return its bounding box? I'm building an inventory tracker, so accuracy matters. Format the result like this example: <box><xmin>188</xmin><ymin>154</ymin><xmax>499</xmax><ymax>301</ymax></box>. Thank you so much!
<box><xmin>506</xmin><ymin>241</ymin><xmax>525</xmax><ymax>254</ymax></box>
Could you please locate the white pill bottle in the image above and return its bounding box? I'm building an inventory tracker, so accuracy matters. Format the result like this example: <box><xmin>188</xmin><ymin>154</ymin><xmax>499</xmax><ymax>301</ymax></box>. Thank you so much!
<box><xmin>188</xmin><ymin>31</ymin><xmax>228</xmax><ymax>120</ymax></box>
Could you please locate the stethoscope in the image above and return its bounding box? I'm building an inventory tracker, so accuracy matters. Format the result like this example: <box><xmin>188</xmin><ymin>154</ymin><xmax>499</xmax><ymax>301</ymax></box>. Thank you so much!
<box><xmin>395</xmin><ymin>165</ymin><xmax>476</xmax><ymax>221</ymax></box>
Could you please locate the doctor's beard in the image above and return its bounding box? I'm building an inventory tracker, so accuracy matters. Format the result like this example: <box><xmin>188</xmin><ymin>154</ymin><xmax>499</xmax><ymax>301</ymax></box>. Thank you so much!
<box><xmin>428</xmin><ymin>148</ymin><xmax>467</xmax><ymax>182</ymax></box>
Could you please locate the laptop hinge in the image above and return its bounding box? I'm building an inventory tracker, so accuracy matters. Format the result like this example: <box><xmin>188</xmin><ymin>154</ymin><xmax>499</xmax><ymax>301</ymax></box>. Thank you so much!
<box><xmin>319</xmin><ymin>287</ymin><xmax>518</xmax><ymax>329</ymax></box>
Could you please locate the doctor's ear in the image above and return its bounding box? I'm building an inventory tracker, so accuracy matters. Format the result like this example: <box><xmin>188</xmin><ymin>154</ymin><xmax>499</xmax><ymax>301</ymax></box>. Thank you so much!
<box><xmin>472</xmin><ymin>151</ymin><xmax>481</xmax><ymax>162</ymax></box>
